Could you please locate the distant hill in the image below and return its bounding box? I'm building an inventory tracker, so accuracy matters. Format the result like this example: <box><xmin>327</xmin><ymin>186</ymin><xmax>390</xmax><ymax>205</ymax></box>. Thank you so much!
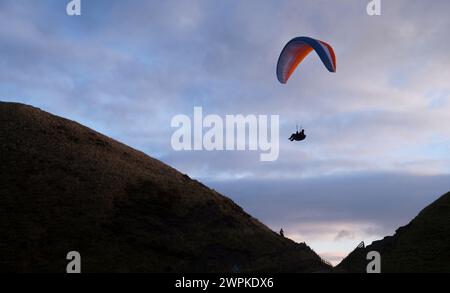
<box><xmin>336</xmin><ymin>192</ymin><xmax>450</xmax><ymax>273</ymax></box>
<box><xmin>0</xmin><ymin>102</ymin><xmax>330</xmax><ymax>273</ymax></box>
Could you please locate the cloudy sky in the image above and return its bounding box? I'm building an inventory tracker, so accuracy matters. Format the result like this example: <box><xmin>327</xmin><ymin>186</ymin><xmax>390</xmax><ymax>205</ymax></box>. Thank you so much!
<box><xmin>1</xmin><ymin>0</ymin><xmax>450</xmax><ymax>264</ymax></box>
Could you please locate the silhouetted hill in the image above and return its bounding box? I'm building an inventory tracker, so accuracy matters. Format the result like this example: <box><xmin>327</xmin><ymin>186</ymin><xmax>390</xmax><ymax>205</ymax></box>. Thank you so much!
<box><xmin>0</xmin><ymin>102</ymin><xmax>330</xmax><ymax>273</ymax></box>
<box><xmin>336</xmin><ymin>192</ymin><xmax>450</xmax><ymax>273</ymax></box>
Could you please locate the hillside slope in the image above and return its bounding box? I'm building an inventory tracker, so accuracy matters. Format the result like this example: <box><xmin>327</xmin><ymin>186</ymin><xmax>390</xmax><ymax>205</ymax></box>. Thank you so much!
<box><xmin>0</xmin><ymin>102</ymin><xmax>329</xmax><ymax>273</ymax></box>
<box><xmin>336</xmin><ymin>192</ymin><xmax>450</xmax><ymax>273</ymax></box>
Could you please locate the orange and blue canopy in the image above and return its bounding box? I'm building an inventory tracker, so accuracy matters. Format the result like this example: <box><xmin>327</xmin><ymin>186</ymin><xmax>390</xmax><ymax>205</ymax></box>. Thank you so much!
<box><xmin>277</xmin><ymin>36</ymin><xmax>336</xmax><ymax>84</ymax></box>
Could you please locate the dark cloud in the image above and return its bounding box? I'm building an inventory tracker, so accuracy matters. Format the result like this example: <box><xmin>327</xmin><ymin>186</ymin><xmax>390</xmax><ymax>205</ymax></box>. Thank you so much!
<box><xmin>207</xmin><ymin>172</ymin><xmax>450</xmax><ymax>237</ymax></box>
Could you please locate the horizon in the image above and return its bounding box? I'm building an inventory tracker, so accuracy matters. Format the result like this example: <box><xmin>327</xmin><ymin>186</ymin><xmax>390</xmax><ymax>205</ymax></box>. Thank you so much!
<box><xmin>1</xmin><ymin>0</ymin><xmax>450</xmax><ymax>265</ymax></box>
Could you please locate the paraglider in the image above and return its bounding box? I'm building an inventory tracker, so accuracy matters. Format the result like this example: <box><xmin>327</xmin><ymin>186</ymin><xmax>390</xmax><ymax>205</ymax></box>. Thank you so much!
<box><xmin>277</xmin><ymin>36</ymin><xmax>336</xmax><ymax>84</ymax></box>
<box><xmin>277</xmin><ymin>37</ymin><xmax>336</xmax><ymax>143</ymax></box>
<box><xmin>289</xmin><ymin>125</ymin><xmax>306</xmax><ymax>142</ymax></box>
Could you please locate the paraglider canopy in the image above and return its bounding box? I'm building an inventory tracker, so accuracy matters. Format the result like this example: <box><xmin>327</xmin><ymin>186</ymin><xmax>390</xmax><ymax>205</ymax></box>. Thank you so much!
<box><xmin>277</xmin><ymin>36</ymin><xmax>336</xmax><ymax>84</ymax></box>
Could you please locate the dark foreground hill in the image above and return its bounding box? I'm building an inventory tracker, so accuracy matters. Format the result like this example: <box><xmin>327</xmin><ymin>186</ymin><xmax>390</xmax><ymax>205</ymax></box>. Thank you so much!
<box><xmin>336</xmin><ymin>192</ymin><xmax>450</xmax><ymax>273</ymax></box>
<box><xmin>0</xmin><ymin>102</ymin><xmax>330</xmax><ymax>273</ymax></box>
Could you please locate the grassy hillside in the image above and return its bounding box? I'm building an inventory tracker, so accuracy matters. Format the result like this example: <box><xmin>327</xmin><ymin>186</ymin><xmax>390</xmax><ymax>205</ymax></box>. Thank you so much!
<box><xmin>0</xmin><ymin>102</ymin><xmax>330</xmax><ymax>273</ymax></box>
<box><xmin>336</xmin><ymin>192</ymin><xmax>450</xmax><ymax>273</ymax></box>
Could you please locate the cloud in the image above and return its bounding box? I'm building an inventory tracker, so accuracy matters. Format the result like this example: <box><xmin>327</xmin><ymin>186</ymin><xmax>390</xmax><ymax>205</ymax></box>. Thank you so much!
<box><xmin>335</xmin><ymin>230</ymin><xmax>355</xmax><ymax>241</ymax></box>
